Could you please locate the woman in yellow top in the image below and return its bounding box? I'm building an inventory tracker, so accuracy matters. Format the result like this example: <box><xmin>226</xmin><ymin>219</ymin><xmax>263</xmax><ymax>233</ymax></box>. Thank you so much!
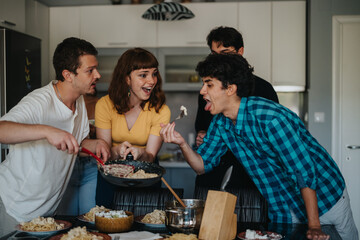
<box><xmin>95</xmin><ymin>48</ymin><xmax>170</xmax><ymax>207</ymax></box>
<box><xmin>95</xmin><ymin>47</ymin><xmax>170</xmax><ymax>162</ymax></box>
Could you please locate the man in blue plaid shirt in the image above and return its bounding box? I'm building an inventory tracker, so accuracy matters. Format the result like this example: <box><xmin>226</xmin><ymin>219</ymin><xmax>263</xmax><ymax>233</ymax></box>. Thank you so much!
<box><xmin>160</xmin><ymin>53</ymin><xmax>358</xmax><ymax>240</ymax></box>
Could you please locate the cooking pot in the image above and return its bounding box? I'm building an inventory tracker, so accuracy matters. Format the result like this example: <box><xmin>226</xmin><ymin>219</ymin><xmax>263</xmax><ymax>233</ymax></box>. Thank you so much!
<box><xmin>98</xmin><ymin>159</ymin><xmax>165</xmax><ymax>187</ymax></box>
<box><xmin>165</xmin><ymin>199</ymin><xmax>205</xmax><ymax>234</ymax></box>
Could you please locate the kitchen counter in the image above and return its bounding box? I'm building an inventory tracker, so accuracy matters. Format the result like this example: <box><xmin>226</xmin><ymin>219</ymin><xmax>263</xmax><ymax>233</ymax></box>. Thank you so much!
<box><xmin>159</xmin><ymin>160</ymin><xmax>190</xmax><ymax>168</ymax></box>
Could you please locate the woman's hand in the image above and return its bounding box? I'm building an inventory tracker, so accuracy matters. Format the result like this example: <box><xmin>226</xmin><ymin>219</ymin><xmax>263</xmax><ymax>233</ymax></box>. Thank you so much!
<box><xmin>112</xmin><ymin>141</ymin><xmax>144</xmax><ymax>160</ymax></box>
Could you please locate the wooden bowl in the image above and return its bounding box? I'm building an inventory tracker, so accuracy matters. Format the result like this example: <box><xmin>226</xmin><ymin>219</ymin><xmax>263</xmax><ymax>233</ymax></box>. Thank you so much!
<box><xmin>95</xmin><ymin>211</ymin><xmax>134</xmax><ymax>233</ymax></box>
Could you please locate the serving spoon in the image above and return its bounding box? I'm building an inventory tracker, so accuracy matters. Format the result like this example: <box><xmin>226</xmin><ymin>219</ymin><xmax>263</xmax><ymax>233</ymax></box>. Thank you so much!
<box><xmin>80</xmin><ymin>147</ymin><xmax>105</xmax><ymax>166</ymax></box>
<box><xmin>161</xmin><ymin>177</ymin><xmax>187</xmax><ymax>208</ymax></box>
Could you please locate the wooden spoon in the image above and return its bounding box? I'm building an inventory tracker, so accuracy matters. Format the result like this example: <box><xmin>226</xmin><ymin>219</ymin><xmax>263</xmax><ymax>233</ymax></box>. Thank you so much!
<box><xmin>161</xmin><ymin>177</ymin><xmax>187</xmax><ymax>208</ymax></box>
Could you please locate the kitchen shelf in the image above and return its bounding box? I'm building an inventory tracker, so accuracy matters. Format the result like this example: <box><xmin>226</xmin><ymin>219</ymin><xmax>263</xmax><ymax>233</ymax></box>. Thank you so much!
<box><xmin>163</xmin><ymin>83</ymin><xmax>202</xmax><ymax>92</ymax></box>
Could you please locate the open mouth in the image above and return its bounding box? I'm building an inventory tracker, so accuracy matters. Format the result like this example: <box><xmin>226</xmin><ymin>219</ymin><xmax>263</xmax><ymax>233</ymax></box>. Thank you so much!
<box><xmin>204</xmin><ymin>98</ymin><xmax>212</xmax><ymax>111</ymax></box>
<box><xmin>142</xmin><ymin>87</ymin><xmax>152</xmax><ymax>94</ymax></box>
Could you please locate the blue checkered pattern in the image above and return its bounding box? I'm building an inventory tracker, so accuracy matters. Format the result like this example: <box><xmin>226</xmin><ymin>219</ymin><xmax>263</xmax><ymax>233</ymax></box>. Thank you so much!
<box><xmin>197</xmin><ymin>96</ymin><xmax>345</xmax><ymax>223</ymax></box>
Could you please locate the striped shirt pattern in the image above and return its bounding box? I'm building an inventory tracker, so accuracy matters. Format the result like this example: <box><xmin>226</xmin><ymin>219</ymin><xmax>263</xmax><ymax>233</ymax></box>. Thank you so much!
<box><xmin>197</xmin><ymin>96</ymin><xmax>345</xmax><ymax>223</ymax></box>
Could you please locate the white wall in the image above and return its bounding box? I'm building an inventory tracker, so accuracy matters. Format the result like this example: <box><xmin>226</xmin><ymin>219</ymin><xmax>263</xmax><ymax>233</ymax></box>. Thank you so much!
<box><xmin>308</xmin><ymin>0</ymin><xmax>360</xmax><ymax>153</ymax></box>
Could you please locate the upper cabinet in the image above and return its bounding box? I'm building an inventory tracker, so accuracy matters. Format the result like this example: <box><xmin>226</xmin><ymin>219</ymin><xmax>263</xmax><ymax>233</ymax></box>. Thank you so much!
<box><xmin>0</xmin><ymin>0</ymin><xmax>25</xmax><ymax>32</ymax></box>
<box><xmin>47</xmin><ymin>1</ymin><xmax>306</xmax><ymax>92</ymax></box>
<box><xmin>238</xmin><ymin>2</ymin><xmax>272</xmax><ymax>82</ymax></box>
<box><xmin>157</xmin><ymin>3</ymin><xmax>238</xmax><ymax>47</ymax></box>
<box><xmin>49</xmin><ymin>7</ymin><xmax>81</xmax><ymax>79</ymax></box>
<box><xmin>238</xmin><ymin>1</ymin><xmax>306</xmax><ymax>91</ymax></box>
<box><xmin>80</xmin><ymin>5</ymin><xmax>157</xmax><ymax>48</ymax></box>
<box><xmin>272</xmin><ymin>1</ymin><xmax>306</xmax><ymax>91</ymax></box>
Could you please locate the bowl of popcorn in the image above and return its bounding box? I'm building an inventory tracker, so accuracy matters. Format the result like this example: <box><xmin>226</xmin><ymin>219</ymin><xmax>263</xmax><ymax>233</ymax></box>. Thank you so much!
<box><xmin>95</xmin><ymin>210</ymin><xmax>133</xmax><ymax>233</ymax></box>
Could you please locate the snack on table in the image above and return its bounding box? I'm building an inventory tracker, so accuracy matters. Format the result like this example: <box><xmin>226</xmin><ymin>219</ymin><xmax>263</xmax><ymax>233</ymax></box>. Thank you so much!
<box><xmin>60</xmin><ymin>226</ymin><xmax>103</xmax><ymax>240</ymax></box>
<box><xmin>20</xmin><ymin>216</ymin><xmax>64</xmax><ymax>231</ymax></box>
<box><xmin>141</xmin><ymin>209</ymin><xmax>165</xmax><ymax>224</ymax></box>
<box><xmin>245</xmin><ymin>229</ymin><xmax>268</xmax><ymax>239</ymax></box>
<box><xmin>241</xmin><ymin>229</ymin><xmax>282</xmax><ymax>240</ymax></box>
<box><xmin>166</xmin><ymin>233</ymin><xmax>198</xmax><ymax>240</ymax></box>
<box><xmin>126</xmin><ymin>169</ymin><xmax>158</xmax><ymax>179</ymax></box>
<box><xmin>84</xmin><ymin>205</ymin><xmax>108</xmax><ymax>222</ymax></box>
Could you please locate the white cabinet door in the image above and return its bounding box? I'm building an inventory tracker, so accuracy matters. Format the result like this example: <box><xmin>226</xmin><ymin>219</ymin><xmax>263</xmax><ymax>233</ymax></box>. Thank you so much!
<box><xmin>157</xmin><ymin>3</ymin><xmax>238</xmax><ymax>47</ymax></box>
<box><xmin>0</xmin><ymin>0</ymin><xmax>25</xmax><ymax>32</ymax></box>
<box><xmin>272</xmin><ymin>1</ymin><xmax>306</xmax><ymax>91</ymax></box>
<box><xmin>238</xmin><ymin>2</ymin><xmax>271</xmax><ymax>82</ymax></box>
<box><xmin>49</xmin><ymin>7</ymin><xmax>80</xmax><ymax>79</ymax></box>
<box><xmin>80</xmin><ymin>5</ymin><xmax>157</xmax><ymax>48</ymax></box>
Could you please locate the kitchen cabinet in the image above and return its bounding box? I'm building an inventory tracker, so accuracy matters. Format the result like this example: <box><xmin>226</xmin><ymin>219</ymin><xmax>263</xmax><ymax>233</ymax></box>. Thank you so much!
<box><xmin>238</xmin><ymin>2</ymin><xmax>271</xmax><ymax>82</ymax></box>
<box><xmin>158</xmin><ymin>47</ymin><xmax>209</xmax><ymax>91</ymax></box>
<box><xmin>272</xmin><ymin>1</ymin><xmax>306</xmax><ymax>91</ymax></box>
<box><xmin>49</xmin><ymin>7</ymin><xmax>80</xmax><ymax>79</ymax></box>
<box><xmin>157</xmin><ymin>2</ymin><xmax>238</xmax><ymax>47</ymax></box>
<box><xmin>0</xmin><ymin>0</ymin><xmax>25</xmax><ymax>32</ymax></box>
<box><xmin>80</xmin><ymin>5</ymin><xmax>157</xmax><ymax>48</ymax></box>
<box><xmin>238</xmin><ymin>1</ymin><xmax>306</xmax><ymax>91</ymax></box>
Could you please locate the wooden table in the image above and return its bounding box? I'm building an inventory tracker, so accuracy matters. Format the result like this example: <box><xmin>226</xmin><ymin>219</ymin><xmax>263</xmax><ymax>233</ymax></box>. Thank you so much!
<box><xmin>1</xmin><ymin>216</ymin><xmax>342</xmax><ymax>240</ymax></box>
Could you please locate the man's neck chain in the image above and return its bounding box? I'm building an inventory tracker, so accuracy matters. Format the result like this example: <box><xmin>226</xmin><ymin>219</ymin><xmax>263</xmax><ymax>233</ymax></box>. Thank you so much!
<box><xmin>54</xmin><ymin>82</ymin><xmax>64</xmax><ymax>103</ymax></box>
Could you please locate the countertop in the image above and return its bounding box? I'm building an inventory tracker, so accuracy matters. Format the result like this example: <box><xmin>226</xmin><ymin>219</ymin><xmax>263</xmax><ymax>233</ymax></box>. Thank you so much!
<box><xmin>159</xmin><ymin>160</ymin><xmax>190</xmax><ymax>168</ymax></box>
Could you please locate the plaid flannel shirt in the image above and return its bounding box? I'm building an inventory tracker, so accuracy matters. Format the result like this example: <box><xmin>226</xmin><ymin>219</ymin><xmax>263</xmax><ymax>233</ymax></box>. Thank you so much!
<box><xmin>197</xmin><ymin>96</ymin><xmax>345</xmax><ymax>223</ymax></box>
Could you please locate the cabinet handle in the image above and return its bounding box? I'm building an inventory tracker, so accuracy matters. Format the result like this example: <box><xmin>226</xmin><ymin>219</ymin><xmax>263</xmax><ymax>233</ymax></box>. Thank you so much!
<box><xmin>346</xmin><ymin>145</ymin><xmax>360</xmax><ymax>150</ymax></box>
<box><xmin>0</xmin><ymin>20</ymin><xmax>16</xmax><ymax>26</ymax></box>
<box><xmin>186</xmin><ymin>41</ymin><xmax>206</xmax><ymax>45</ymax></box>
<box><xmin>108</xmin><ymin>42</ymin><xmax>128</xmax><ymax>46</ymax></box>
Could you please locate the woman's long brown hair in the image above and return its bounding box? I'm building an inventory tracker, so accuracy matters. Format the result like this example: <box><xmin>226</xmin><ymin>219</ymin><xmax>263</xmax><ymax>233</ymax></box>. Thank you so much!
<box><xmin>108</xmin><ymin>48</ymin><xmax>166</xmax><ymax>114</ymax></box>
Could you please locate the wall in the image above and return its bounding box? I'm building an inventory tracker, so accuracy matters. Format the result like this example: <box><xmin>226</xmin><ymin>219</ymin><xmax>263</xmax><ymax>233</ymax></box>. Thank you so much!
<box><xmin>308</xmin><ymin>0</ymin><xmax>360</xmax><ymax>153</ymax></box>
<box><xmin>25</xmin><ymin>0</ymin><xmax>49</xmax><ymax>87</ymax></box>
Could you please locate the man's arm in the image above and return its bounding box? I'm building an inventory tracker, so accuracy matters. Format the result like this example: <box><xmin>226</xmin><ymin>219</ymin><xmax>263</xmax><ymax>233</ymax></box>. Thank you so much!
<box><xmin>301</xmin><ymin>187</ymin><xmax>330</xmax><ymax>240</ymax></box>
<box><xmin>0</xmin><ymin>120</ymin><xmax>79</xmax><ymax>154</ymax></box>
<box><xmin>80</xmin><ymin>138</ymin><xmax>111</xmax><ymax>162</ymax></box>
<box><xmin>160</xmin><ymin>122</ymin><xmax>205</xmax><ymax>174</ymax></box>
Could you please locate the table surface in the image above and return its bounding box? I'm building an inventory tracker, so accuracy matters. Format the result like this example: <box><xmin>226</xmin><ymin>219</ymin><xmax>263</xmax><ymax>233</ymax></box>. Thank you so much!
<box><xmin>1</xmin><ymin>216</ymin><xmax>342</xmax><ymax>240</ymax></box>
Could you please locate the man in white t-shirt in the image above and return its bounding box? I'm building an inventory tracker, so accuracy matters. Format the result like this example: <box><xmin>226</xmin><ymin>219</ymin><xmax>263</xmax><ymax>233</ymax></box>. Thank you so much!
<box><xmin>0</xmin><ymin>37</ymin><xmax>110</xmax><ymax>236</ymax></box>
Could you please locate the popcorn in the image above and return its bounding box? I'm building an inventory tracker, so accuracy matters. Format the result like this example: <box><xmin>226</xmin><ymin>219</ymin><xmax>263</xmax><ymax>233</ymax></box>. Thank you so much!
<box><xmin>95</xmin><ymin>210</ymin><xmax>127</xmax><ymax>218</ymax></box>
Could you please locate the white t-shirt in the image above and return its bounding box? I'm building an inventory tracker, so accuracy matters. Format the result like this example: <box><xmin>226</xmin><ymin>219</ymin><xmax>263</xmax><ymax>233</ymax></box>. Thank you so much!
<box><xmin>0</xmin><ymin>80</ymin><xmax>89</xmax><ymax>222</ymax></box>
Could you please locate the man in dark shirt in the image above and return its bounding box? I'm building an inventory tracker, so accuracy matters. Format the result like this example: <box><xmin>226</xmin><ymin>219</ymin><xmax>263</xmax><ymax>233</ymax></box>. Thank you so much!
<box><xmin>195</xmin><ymin>26</ymin><xmax>279</xmax><ymax>188</ymax></box>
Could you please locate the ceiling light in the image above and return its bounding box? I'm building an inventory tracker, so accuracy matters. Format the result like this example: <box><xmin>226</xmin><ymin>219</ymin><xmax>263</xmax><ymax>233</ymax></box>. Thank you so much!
<box><xmin>142</xmin><ymin>1</ymin><xmax>195</xmax><ymax>21</ymax></box>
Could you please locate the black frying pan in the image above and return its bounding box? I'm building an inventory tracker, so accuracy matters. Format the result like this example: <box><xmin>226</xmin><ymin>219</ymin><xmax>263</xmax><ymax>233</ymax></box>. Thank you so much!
<box><xmin>98</xmin><ymin>159</ymin><xmax>166</xmax><ymax>187</ymax></box>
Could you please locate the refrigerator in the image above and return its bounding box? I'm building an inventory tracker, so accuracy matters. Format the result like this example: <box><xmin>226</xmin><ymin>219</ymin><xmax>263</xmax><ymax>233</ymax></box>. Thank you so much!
<box><xmin>0</xmin><ymin>28</ymin><xmax>41</xmax><ymax>161</ymax></box>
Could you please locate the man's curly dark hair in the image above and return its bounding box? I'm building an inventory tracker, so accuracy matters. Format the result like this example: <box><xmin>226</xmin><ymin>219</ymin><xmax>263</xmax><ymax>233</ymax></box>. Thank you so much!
<box><xmin>196</xmin><ymin>53</ymin><xmax>255</xmax><ymax>97</ymax></box>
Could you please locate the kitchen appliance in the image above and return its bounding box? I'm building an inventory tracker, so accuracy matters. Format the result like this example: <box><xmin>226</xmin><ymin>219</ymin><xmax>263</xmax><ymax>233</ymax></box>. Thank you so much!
<box><xmin>165</xmin><ymin>199</ymin><xmax>205</xmax><ymax>234</ymax></box>
<box><xmin>0</xmin><ymin>28</ymin><xmax>41</xmax><ymax>162</ymax></box>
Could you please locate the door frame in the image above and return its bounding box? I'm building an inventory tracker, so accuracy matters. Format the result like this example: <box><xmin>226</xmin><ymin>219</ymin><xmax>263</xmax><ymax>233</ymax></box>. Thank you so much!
<box><xmin>331</xmin><ymin>15</ymin><xmax>360</xmax><ymax>168</ymax></box>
